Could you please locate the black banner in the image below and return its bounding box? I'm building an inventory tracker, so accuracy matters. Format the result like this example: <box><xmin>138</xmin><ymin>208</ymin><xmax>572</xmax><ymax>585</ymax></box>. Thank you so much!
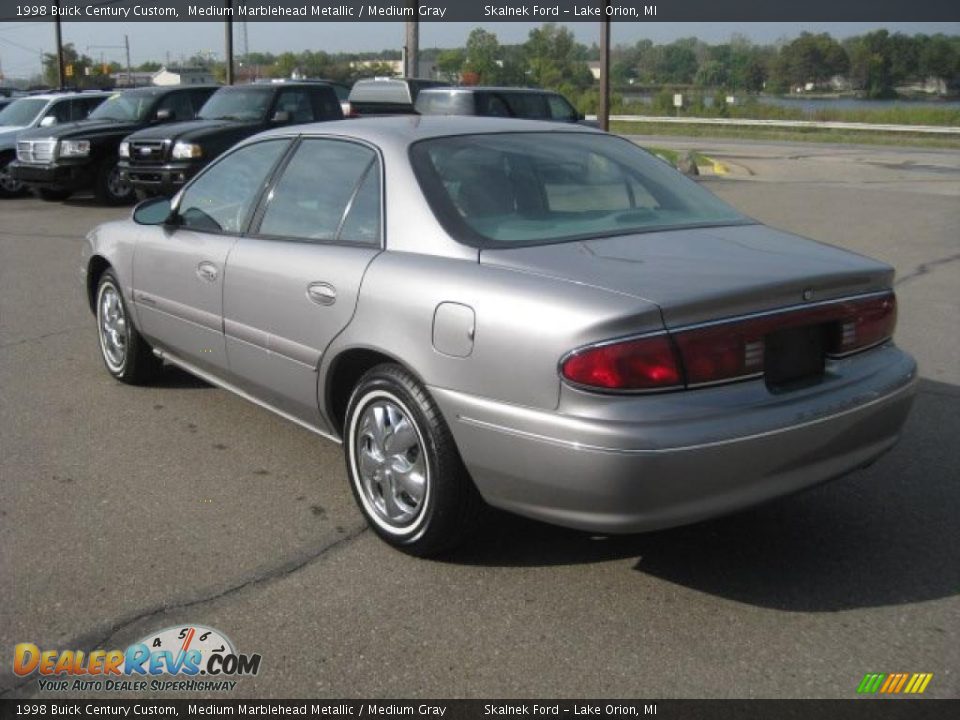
<box><xmin>0</xmin><ymin>0</ymin><xmax>958</xmax><ymax>23</ymax></box>
<box><xmin>1</xmin><ymin>700</ymin><xmax>958</xmax><ymax>719</ymax></box>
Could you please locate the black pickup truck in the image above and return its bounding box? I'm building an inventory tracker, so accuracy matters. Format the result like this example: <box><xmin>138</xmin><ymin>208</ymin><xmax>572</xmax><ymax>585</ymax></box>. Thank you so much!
<box><xmin>119</xmin><ymin>82</ymin><xmax>343</xmax><ymax>197</ymax></box>
<box><xmin>10</xmin><ymin>85</ymin><xmax>216</xmax><ymax>204</ymax></box>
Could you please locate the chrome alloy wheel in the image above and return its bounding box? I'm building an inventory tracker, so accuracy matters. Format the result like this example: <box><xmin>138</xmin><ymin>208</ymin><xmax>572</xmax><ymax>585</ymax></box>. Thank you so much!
<box><xmin>97</xmin><ymin>281</ymin><xmax>128</xmax><ymax>372</ymax></box>
<box><xmin>352</xmin><ymin>394</ymin><xmax>429</xmax><ymax>532</ymax></box>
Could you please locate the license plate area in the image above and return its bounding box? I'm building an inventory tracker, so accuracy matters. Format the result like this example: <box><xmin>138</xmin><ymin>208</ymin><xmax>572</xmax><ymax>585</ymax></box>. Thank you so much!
<box><xmin>764</xmin><ymin>324</ymin><xmax>826</xmax><ymax>390</ymax></box>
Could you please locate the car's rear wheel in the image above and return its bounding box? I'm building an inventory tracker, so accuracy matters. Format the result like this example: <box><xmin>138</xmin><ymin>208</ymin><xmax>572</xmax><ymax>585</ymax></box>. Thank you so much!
<box><xmin>95</xmin><ymin>159</ymin><xmax>134</xmax><ymax>205</ymax></box>
<box><xmin>344</xmin><ymin>364</ymin><xmax>485</xmax><ymax>556</ymax></box>
<box><xmin>37</xmin><ymin>187</ymin><xmax>72</xmax><ymax>202</ymax></box>
<box><xmin>95</xmin><ymin>269</ymin><xmax>161</xmax><ymax>384</ymax></box>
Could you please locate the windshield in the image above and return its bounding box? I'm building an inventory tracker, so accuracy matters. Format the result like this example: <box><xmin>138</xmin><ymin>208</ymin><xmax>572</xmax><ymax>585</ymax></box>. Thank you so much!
<box><xmin>410</xmin><ymin>132</ymin><xmax>750</xmax><ymax>247</ymax></box>
<box><xmin>198</xmin><ymin>88</ymin><xmax>273</xmax><ymax>121</ymax></box>
<box><xmin>88</xmin><ymin>92</ymin><xmax>155</xmax><ymax>122</ymax></box>
<box><xmin>0</xmin><ymin>98</ymin><xmax>48</xmax><ymax>127</ymax></box>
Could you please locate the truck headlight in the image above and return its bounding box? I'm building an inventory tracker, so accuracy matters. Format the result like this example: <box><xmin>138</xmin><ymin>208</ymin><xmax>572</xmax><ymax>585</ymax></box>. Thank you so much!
<box><xmin>59</xmin><ymin>140</ymin><xmax>90</xmax><ymax>157</ymax></box>
<box><xmin>118</xmin><ymin>141</ymin><xmax>130</xmax><ymax>158</ymax></box>
<box><xmin>171</xmin><ymin>142</ymin><xmax>202</xmax><ymax>160</ymax></box>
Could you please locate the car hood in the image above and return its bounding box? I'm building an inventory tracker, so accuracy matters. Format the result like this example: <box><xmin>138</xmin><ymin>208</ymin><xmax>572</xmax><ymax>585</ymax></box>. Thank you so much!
<box><xmin>0</xmin><ymin>127</ymin><xmax>22</xmax><ymax>149</ymax></box>
<box><xmin>127</xmin><ymin>118</ymin><xmax>262</xmax><ymax>143</ymax></box>
<box><xmin>0</xmin><ymin>125</ymin><xmax>27</xmax><ymax>135</ymax></box>
<box><xmin>479</xmin><ymin>224</ymin><xmax>894</xmax><ymax>327</ymax></box>
<box><xmin>17</xmin><ymin>118</ymin><xmax>142</xmax><ymax>141</ymax></box>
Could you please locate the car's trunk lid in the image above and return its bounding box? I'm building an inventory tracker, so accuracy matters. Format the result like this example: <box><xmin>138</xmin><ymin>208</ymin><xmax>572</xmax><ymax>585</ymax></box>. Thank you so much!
<box><xmin>480</xmin><ymin>224</ymin><xmax>893</xmax><ymax>328</ymax></box>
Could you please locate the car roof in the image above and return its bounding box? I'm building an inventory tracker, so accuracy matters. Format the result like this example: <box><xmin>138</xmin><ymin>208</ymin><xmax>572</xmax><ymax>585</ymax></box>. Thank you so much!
<box><xmin>10</xmin><ymin>90</ymin><xmax>113</xmax><ymax>102</ymax></box>
<box><xmin>419</xmin><ymin>87</ymin><xmax>561</xmax><ymax>95</ymax></box>
<box><xmin>255</xmin><ymin>115</ymin><xmax>598</xmax><ymax>150</ymax></box>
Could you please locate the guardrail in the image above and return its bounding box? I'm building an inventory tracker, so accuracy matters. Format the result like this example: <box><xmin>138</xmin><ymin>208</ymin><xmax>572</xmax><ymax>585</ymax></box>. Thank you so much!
<box><xmin>591</xmin><ymin>115</ymin><xmax>960</xmax><ymax>135</ymax></box>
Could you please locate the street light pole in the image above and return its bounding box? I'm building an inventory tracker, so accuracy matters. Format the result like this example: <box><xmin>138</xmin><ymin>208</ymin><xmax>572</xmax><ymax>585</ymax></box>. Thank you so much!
<box><xmin>54</xmin><ymin>0</ymin><xmax>65</xmax><ymax>90</ymax></box>
<box><xmin>404</xmin><ymin>1</ymin><xmax>419</xmax><ymax>78</ymax></box>
<box><xmin>599</xmin><ymin>1</ymin><xmax>611</xmax><ymax>131</ymax></box>
<box><xmin>224</xmin><ymin>0</ymin><xmax>234</xmax><ymax>85</ymax></box>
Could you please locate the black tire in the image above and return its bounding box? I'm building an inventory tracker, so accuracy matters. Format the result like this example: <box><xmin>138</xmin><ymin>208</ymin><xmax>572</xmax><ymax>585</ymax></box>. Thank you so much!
<box><xmin>94</xmin><ymin>158</ymin><xmax>135</xmax><ymax>205</ymax></box>
<box><xmin>0</xmin><ymin>153</ymin><xmax>26</xmax><ymax>198</ymax></box>
<box><xmin>37</xmin><ymin>187</ymin><xmax>72</xmax><ymax>202</ymax></box>
<box><xmin>94</xmin><ymin>269</ymin><xmax>162</xmax><ymax>384</ymax></box>
<box><xmin>344</xmin><ymin>363</ymin><xmax>485</xmax><ymax>556</ymax></box>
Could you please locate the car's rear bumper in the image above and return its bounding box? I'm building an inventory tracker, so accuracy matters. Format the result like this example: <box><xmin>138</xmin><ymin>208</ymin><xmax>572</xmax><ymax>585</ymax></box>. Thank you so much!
<box><xmin>9</xmin><ymin>159</ymin><xmax>91</xmax><ymax>191</ymax></box>
<box><xmin>430</xmin><ymin>344</ymin><xmax>917</xmax><ymax>533</ymax></box>
<box><xmin>118</xmin><ymin>161</ymin><xmax>196</xmax><ymax>195</ymax></box>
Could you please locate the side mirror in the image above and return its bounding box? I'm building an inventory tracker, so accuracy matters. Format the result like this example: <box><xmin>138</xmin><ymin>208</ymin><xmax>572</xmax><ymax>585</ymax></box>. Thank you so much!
<box><xmin>271</xmin><ymin>110</ymin><xmax>291</xmax><ymax>124</ymax></box>
<box><xmin>39</xmin><ymin>115</ymin><xmax>57</xmax><ymax>128</ymax></box>
<box><xmin>154</xmin><ymin>108</ymin><xmax>173</xmax><ymax>122</ymax></box>
<box><xmin>132</xmin><ymin>195</ymin><xmax>173</xmax><ymax>226</ymax></box>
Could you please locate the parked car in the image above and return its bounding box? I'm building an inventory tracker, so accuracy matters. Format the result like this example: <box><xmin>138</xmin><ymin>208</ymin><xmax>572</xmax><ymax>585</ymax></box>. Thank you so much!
<box><xmin>255</xmin><ymin>77</ymin><xmax>352</xmax><ymax>115</ymax></box>
<box><xmin>415</xmin><ymin>86</ymin><xmax>592</xmax><ymax>125</ymax></box>
<box><xmin>82</xmin><ymin>118</ymin><xmax>916</xmax><ymax>556</ymax></box>
<box><xmin>0</xmin><ymin>91</ymin><xmax>110</xmax><ymax>197</ymax></box>
<box><xmin>118</xmin><ymin>82</ymin><xmax>343</xmax><ymax>198</ymax></box>
<box><xmin>11</xmin><ymin>85</ymin><xmax>216</xmax><ymax>204</ymax></box>
<box><xmin>347</xmin><ymin>77</ymin><xmax>447</xmax><ymax>115</ymax></box>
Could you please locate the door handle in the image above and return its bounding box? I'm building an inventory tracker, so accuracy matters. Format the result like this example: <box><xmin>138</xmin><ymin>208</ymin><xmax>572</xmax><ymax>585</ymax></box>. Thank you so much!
<box><xmin>196</xmin><ymin>262</ymin><xmax>218</xmax><ymax>283</ymax></box>
<box><xmin>307</xmin><ymin>282</ymin><xmax>336</xmax><ymax>306</ymax></box>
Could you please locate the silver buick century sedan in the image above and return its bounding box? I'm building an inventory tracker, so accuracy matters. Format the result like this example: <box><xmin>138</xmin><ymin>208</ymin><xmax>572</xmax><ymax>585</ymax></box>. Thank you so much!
<box><xmin>82</xmin><ymin>117</ymin><xmax>917</xmax><ymax>555</ymax></box>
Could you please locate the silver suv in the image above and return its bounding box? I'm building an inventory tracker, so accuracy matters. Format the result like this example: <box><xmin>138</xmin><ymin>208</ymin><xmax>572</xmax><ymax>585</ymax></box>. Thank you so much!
<box><xmin>0</xmin><ymin>91</ymin><xmax>110</xmax><ymax>197</ymax></box>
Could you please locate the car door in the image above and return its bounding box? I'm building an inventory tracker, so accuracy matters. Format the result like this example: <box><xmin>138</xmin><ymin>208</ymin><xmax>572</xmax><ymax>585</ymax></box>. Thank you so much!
<box><xmin>222</xmin><ymin>137</ymin><xmax>383</xmax><ymax>430</ymax></box>
<box><xmin>132</xmin><ymin>138</ymin><xmax>291</xmax><ymax>374</ymax></box>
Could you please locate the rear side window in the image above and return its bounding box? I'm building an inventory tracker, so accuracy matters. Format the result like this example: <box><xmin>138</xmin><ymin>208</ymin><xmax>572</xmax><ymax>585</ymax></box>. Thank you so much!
<box><xmin>273</xmin><ymin>89</ymin><xmax>314</xmax><ymax>123</ymax></box>
<box><xmin>310</xmin><ymin>88</ymin><xmax>343</xmax><ymax>120</ymax></box>
<box><xmin>502</xmin><ymin>93</ymin><xmax>550</xmax><ymax>120</ymax></box>
<box><xmin>547</xmin><ymin>95</ymin><xmax>578</xmax><ymax>122</ymax></box>
<box><xmin>257</xmin><ymin>138</ymin><xmax>380</xmax><ymax>245</ymax></box>
<box><xmin>476</xmin><ymin>94</ymin><xmax>511</xmax><ymax>117</ymax></box>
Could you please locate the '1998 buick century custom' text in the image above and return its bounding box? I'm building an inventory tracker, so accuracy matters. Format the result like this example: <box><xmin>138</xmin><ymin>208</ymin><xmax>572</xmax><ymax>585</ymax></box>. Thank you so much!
<box><xmin>81</xmin><ymin>117</ymin><xmax>916</xmax><ymax>555</ymax></box>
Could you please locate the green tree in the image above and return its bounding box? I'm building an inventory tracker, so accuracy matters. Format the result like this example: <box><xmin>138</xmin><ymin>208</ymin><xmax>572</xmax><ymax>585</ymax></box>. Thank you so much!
<box><xmin>436</xmin><ymin>48</ymin><xmax>465</xmax><ymax>82</ymax></box>
<box><xmin>525</xmin><ymin>24</ymin><xmax>592</xmax><ymax>90</ymax></box>
<box><xmin>463</xmin><ymin>28</ymin><xmax>503</xmax><ymax>84</ymax></box>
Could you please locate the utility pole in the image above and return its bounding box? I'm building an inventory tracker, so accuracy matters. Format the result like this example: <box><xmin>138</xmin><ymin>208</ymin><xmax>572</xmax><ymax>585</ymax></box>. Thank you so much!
<box><xmin>54</xmin><ymin>0</ymin><xmax>64</xmax><ymax>89</ymax></box>
<box><xmin>404</xmin><ymin>1</ymin><xmax>418</xmax><ymax>78</ymax></box>
<box><xmin>599</xmin><ymin>1</ymin><xmax>611</xmax><ymax>131</ymax></box>
<box><xmin>124</xmin><ymin>34</ymin><xmax>131</xmax><ymax>87</ymax></box>
<box><xmin>224</xmin><ymin>0</ymin><xmax>234</xmax><ymax>85</ymax></box>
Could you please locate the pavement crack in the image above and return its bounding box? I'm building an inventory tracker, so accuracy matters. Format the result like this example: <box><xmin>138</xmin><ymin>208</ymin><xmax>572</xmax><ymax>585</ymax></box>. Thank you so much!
<box><xmin>895</xmin><ymin>253</ymin><xmax>960</xmax><ymax>287</ymax></box>
<box><xmin>0</xmin><ymin>524</ymin><xmax>368</xmax><ymax>697</ymax></box>
<box><xmin>0</xmin><ymin>326</ymin><xmax>88</xmax><ymax>349</ymax></box>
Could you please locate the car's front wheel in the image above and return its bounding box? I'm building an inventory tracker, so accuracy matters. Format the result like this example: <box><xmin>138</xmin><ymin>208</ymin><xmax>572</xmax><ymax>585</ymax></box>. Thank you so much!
<box><xmin>95</xmin><ymin>159</ymin><xmax>135</xmax><ymax>205</ymax></box>
<box><xmin>344</xmin><ymin>364</ymin><xmax>485</xmax><ymax>556</ymax></box>
<box><xmin>95</xmin><ymin>269</ymin><xmax>161</xmax><ymax>384</ymax></box>
<box><xmin>0</xmin><ymin>153</ymin><xmax>26</xmax><ymax>197</ymax></box>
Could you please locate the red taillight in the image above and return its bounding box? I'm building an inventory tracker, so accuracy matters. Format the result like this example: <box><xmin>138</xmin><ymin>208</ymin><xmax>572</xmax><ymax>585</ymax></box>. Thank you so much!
<box><xmin>561</xmin><ymin>335</ymin><xmax>683</xmax><ymax>391</ymax></box>
<box><xmin>832</xmin><ymin>292</ymin><xmax>897</xmax><ymax>355</ymax></box>
<box><xmin>562</xmin><ymin>292</ymin><xmax>896</xmax><ymax>393</ymax></box>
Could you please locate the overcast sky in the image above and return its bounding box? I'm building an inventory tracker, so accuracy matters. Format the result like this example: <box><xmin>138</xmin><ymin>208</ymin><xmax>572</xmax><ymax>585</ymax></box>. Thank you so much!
<box><xmin>1</xmin><ymin>21</ymin><xmax>956</xmax><ymax>80</ymax></box>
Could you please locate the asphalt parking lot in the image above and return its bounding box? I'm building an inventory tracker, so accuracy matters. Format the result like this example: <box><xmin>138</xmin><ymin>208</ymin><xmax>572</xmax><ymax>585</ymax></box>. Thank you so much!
<box><xmin>1</xmin><ymin>137</ymin><xmax>958</xmax><ymax>699</ymax></box>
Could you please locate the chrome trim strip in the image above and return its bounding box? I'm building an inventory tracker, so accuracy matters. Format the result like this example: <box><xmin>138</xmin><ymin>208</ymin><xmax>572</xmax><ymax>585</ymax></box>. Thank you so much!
<box><xmin>457</xmin><ymin>376</ymin><xmax>916</xmax><ymax>456</ymax></box>
<box><xmin>672</xmin><ymin>289</ymin><xmax>893</xmax><ymax>334</ymax></box>
<box><xmin>154</xmin><ymin>348</ymin><xmax>342</xmax><ymax>444</ymax></box>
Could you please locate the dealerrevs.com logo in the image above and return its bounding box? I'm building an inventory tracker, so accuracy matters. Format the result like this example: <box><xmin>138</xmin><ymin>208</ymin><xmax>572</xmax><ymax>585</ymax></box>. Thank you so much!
<box><xmin>14</xmin><ymin>625</ymin><xmax>261</xmax><ymax>693</ymax></box>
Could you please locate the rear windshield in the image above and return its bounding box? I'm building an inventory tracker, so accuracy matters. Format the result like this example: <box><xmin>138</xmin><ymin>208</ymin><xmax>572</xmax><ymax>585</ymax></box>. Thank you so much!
<box><xmin>199</xmin><ymin>87</ymin><xmax>273</xmax><ymax>121</ymax></box>
<box><xmin>410</xmin><ymin>132</ymin><xmax>750</xmax><ymax>247</ymax></box>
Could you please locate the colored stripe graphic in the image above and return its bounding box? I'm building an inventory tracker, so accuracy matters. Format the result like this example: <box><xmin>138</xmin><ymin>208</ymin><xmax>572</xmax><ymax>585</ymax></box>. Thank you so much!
<box><xmin>858</xmin><ymin>673</ymin><xmax>933</xmax><ymax>694</ymax></box>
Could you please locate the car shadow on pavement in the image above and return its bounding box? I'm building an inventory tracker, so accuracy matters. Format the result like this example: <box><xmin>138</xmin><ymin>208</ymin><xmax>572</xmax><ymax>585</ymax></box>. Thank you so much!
<box><xmin>152</xmin><ymin>365</ymin><xmax>212</xmax><ymax>389</ymax></box>
<box><xmin>451</xmin><ymin>377</ymin><xmax>959</xmax><ymax>612</ymax></box>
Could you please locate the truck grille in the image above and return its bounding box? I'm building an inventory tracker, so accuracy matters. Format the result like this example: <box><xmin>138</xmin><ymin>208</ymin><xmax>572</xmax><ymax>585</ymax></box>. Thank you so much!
<box><xmin>17</xmin><ymin>139</ymin><xmax>57</xmax><ymax>164</ymax></box>
<box><xmin>127</xmin><ymin>140</ymin><xmax>167</xmax><ymax>165</ymax></box>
